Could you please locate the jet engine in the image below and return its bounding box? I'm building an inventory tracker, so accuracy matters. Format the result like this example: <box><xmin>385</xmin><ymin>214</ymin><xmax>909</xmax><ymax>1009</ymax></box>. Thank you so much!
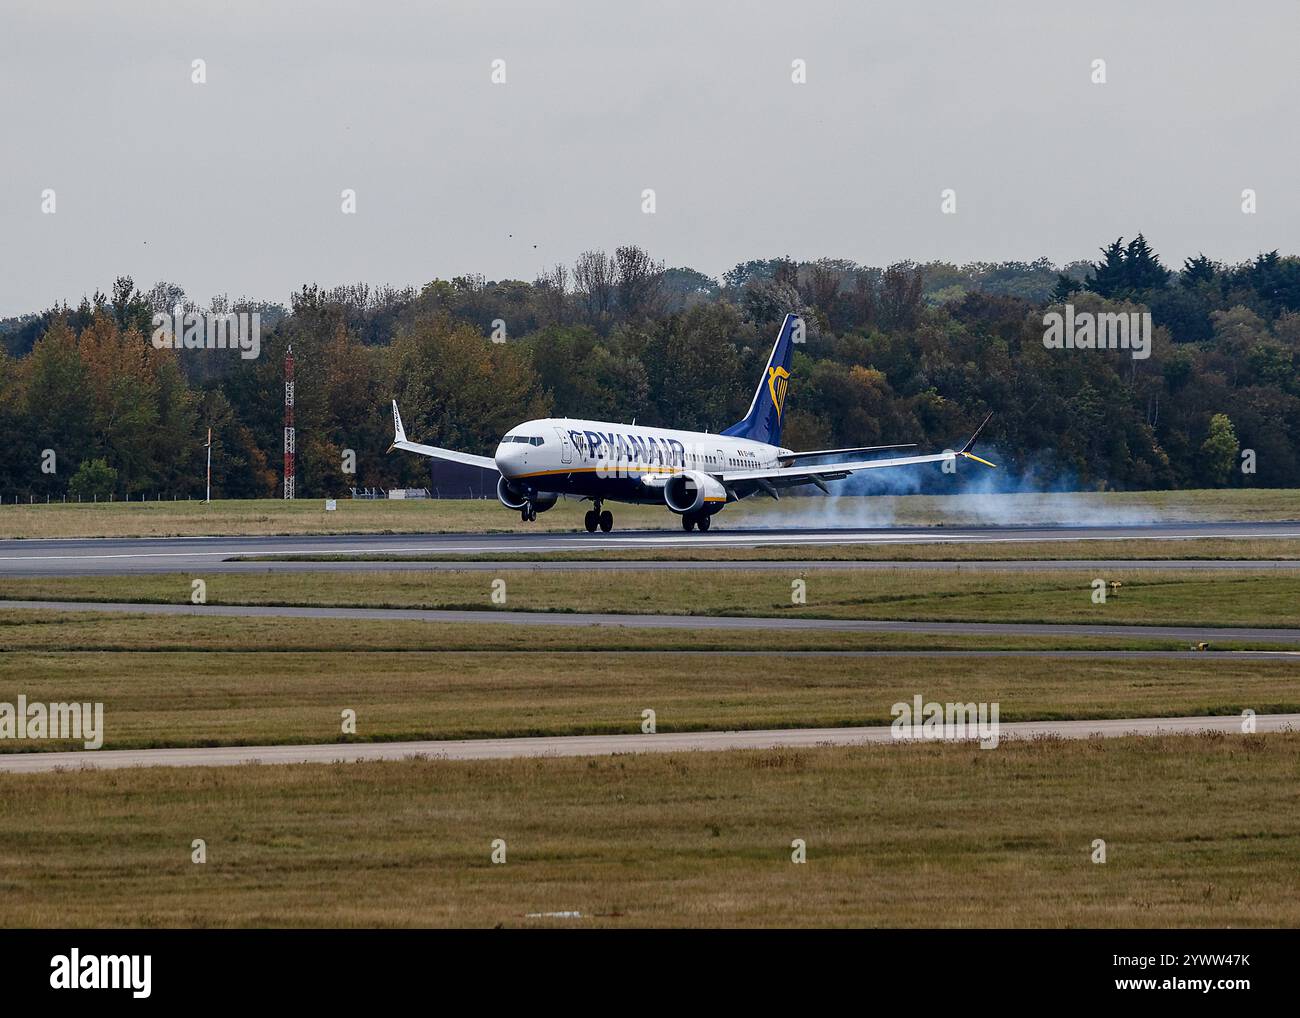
<box><xmin>496</xmin><ymin>475</ymin><xmax>529</xmax><ymax>510</ymax></box>
<box><xmin>663</xmin><ymin>471</ymin><xmax>726</xmax><ymax>515</ymax></box>
<box><xmin>496</xmin><ymin>476</ymin><xmax>557</xmax><ymax>512</ymax></box>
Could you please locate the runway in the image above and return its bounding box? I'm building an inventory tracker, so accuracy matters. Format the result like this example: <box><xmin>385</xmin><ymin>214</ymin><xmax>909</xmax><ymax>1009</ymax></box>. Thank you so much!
<box><xmin>2</xmin><ymin>712</ymin><xmax>1294</xmax><ymax>773</ymax></box>
<box><xmin>0</xmin><ymin>520</ymin><xmax>1297</xmax><ymax>575</ymax></box>
<box><xmin>7</xmin><ymin>557</ymin><xmax>1300</xmax><ymax>576</ymax></box>
<box><xmin>5</xmin><ymin>598</ymin><xmax>1300</xmax><ymax>643</ymax></box>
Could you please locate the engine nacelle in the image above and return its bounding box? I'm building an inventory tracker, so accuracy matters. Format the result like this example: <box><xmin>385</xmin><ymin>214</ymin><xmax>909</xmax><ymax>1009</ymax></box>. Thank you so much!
<box><xmin>496</xmin><ymin>476</ymin><xmax>557</xmax><ymax>512</ymax></box>
<box><xmin>663</xmin><ymin>471</ymin><xmax>726</xmax><ymax>515</ymax></box>
<box><xmin>497</xmin><ymin>475</ymin><xmax>529</xmax><ymax>510</ymax></box>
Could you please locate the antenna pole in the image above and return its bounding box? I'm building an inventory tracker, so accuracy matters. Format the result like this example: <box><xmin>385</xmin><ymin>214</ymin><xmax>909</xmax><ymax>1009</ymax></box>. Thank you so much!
<box><xmin>284</xmin><ymin>345</ymin><xmax>296</xmax><ymax>499</ymax></box>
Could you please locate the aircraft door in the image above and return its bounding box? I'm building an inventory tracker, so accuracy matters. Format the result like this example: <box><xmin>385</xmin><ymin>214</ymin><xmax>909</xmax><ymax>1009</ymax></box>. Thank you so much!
<box><xmin>557</xmin><ymin>428</ymin><xmax>573</xmax><ymax>464</ymax></box>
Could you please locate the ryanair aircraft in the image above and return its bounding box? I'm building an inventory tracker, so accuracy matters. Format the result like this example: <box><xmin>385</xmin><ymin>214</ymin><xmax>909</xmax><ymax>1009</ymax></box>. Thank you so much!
<box><xmin>389</xmin><ymin>313</ymin><xmax>994</xmax><ymax>532</ymax></box>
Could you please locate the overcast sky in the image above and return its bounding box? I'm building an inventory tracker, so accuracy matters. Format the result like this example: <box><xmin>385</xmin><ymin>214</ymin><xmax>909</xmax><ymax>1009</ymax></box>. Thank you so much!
<box><xmin>1</xmin><ymin>0</ymin><xmax>1297</xmax><ymax>315</ymax></box>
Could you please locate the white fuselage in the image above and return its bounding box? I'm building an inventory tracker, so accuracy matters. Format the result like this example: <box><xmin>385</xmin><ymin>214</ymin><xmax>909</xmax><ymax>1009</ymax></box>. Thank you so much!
<box><xmin>494</xmin><ymin>418</ymin><xmax>792</xmax><ymax>505</ymax></box>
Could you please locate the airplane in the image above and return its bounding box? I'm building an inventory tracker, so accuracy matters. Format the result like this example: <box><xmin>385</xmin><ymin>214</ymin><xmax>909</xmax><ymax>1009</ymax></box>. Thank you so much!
<box><xmin>389</xmin><ymin>313</ymin><xmax>995</xmax><ymax>532</ymax></box>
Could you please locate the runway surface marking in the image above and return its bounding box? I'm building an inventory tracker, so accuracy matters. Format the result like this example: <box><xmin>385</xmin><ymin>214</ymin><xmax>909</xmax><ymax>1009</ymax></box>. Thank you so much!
<box><xmin>12</xmin><ymin>532</ymin><xmax>1300</xmax><ymax>563</ymax></box>
<box><xmin>1</xmin><ymin>521</ymin><xmax>1298</xmax><ymax>575</ymax></box>
<box><xmin>214</xmin><ymin>558</ymin><xmax>1300</xmax><ymax>574</ymax></box>
<box><xmin>4</xmin><ymin>599</ymin><xmax>1300</xmax><ymax>643</ymax></box>
<box><xmin>2</xmin><ymin>713</ymin><xmax>1294</xmax><ymax>773</ymax></box>
<box><xmin>6</xmin><ymin>531</ymin><xmax>1300</xmax><ymax>560</ymax></box>
<box><xmin>4</xmin><ymin>558</ymin><xmax>1296</xmax><ymax>576</ymax></box>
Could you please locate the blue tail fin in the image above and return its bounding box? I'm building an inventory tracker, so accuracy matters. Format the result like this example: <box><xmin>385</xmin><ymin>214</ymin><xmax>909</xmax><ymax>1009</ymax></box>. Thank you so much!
<box><xmin>722</xmin><ymin>313</ymin><xmax>798</xmax><ymax>447</ymax></box>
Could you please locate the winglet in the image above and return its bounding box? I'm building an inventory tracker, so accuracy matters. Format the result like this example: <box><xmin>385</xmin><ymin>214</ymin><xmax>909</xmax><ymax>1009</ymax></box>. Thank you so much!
<box><xmin>389</xmin><ymin>400</ymin><xmax>407</xmax><ymax>452</ymax></box>
<box><xmin>958</xmin><ymin>412</ymin><xmax>996</xmax><ymax>468</ymax></box>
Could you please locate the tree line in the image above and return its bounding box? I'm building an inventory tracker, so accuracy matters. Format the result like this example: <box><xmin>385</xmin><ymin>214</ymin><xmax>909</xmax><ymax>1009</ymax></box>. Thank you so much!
<box><xmin>2</xmin><ymin>237</ymin><xmax>1298</xmax><ymax>499</ymax></box>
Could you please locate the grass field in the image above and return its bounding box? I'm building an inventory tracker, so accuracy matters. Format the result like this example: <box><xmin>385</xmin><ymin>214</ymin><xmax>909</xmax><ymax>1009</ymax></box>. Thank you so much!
<box><xmin>1</xmin><ymin>734</ymin><xmax>1297</xmax><ymax>927</ymax></box>
<box><xmin>2</xmin><ymin>488</ymin><xmax>1299</xmax><ymax>539</ymax></box>
<box><xmin>2</xmin><ymin>645</ymin><xmax>1294</xmax><ymax>751</ymax></box>
<box><xmin>5</xmin><ymin>566</ymin><xmax>1300</xmax><ymax>629</ymax></box>
<box><xmin>3</xmin><ymin>605</ymin><xmax>1292</xmax><ymax>754</ymax></box>
<box><xmin>3</xmin><ymin>490</ymin><xmax>1297</xmax><ymax>930</ymax></box>
<box><xmin>2</xmin><ymin>607</ymin><xmax>1238</xmax><ymax>654</ymax></box>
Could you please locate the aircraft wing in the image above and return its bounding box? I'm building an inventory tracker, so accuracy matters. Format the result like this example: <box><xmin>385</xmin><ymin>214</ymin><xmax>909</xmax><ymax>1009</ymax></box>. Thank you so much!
<box><xmin>387</xmin><ymin>400</ymin><xmax>498</xmax><ymax>470</ymax></box>
<box><xmin>782</xmin><ymin>443</ymin><xmax>916</xmax><ymax>463</ymax></box>
<box><xmin>722</xmin><ymin>414</ymin><xmax>996</xmax><ymax>492</ymax></box>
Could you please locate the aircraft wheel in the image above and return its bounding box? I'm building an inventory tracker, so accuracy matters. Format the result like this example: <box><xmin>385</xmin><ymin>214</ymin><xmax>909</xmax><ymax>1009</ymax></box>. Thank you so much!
<box><xmin>584</xmin><ymin>510</ymin><xmax>598</xmax><ymax>533</ymax></box>
<box><xmin>682</xmin><ymin>514</ymin><xmax>695</xmax><ymax>531</ymax></box>
<box><xmin>521</xmin><ymin>507</ymin><xmax>529</xmax><ymax>523</ymax></box>
<box><xmin>527</xmin><ymin>506</ymin><xmax>537</xmax><ymax>522</ymax></box>
<box><xmin>599</xmin><ymin>510</ymin><xmax>613</xmax><ymax>533</ymax></box>
<box><xmin>697</xmin><ymin>514</ymin><xmax>711</xmax><ymax>532</ymax></box>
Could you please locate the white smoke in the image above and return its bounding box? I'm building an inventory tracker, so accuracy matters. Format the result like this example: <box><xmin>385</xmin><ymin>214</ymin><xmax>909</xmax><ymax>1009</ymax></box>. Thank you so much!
<box><xmin>728</xmin><ymin>446</ymin><xmax>1167</xmax><ymax>529</ymax></box>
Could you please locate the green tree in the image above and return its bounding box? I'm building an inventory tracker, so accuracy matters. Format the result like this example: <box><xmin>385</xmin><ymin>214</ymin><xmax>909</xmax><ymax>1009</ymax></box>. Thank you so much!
<box><xmin>1052</xmin><ymin>273</ymin><xmax>1082</xmax><ymax>301</ymax></box>
<box><xmin>1200</xmin><ymin>413</ymin><xmax>1239</xmax><ymax>485</ymax></box>
<box><xmin>1085</xmin><ymin>239</ymin><xmax>1128</xmax><ymax>297</ymax></box>
<box><xmin>1181</xmin><ymin>253</ymin><xmax>1218</xmax><ymax>289</ymax></box>
<box><xmin>68</xmin><ymin>457</ymin><xmax>118</xmax><ymax>499</ymax></box>
<box><xmin>22</xmin><ymin>317</ymin><xmax>93</xmax><ymax>496</ymax></box>
<box><xmin>1086</xmin><ymin>235</ymin><xmax>1169</xmax><ymax>297</ymax></box>
<box><xmin>1124</xmin><ymin>234</ymin><xmax>1170</xmax><ymax>291</ymax></box>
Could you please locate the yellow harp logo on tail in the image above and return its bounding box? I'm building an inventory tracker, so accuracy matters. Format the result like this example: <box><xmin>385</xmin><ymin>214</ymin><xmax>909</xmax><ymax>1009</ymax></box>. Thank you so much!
<box><xmin>767</xmin><ymin>365</ymin><xmax>791</xmax><ymax>420</ymax></box>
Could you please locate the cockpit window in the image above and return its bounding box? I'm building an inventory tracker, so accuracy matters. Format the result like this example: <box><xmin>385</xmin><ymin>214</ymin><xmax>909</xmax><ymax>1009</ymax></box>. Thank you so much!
<box><xmin>503</xmin><ymin>435</ymin><xmax>544</xmax><ymax>446</ymax></box>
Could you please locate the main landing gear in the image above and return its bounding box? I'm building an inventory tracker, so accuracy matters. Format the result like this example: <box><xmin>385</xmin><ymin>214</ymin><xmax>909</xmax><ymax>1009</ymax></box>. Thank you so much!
<box><xmin>682</xmin><ymin>512</ymin><xmax>711</xmax><ymax>532</ymax></box>
<box><xmin>520</xmin><ymin>503</ymin><xmax>537</xmax><ymax>522</ymax></box>
<box><xmin>584</xmin><ymin>500</ymin><xmax>614</xmax><ymax>533</ymax></box>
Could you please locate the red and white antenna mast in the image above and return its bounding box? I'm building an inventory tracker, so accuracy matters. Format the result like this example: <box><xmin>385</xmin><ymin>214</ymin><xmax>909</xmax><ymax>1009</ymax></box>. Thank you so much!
<box><xmin>283</xmin><ymin>344</ymin><xmax>296</xmax><ymax>499</ymax></box>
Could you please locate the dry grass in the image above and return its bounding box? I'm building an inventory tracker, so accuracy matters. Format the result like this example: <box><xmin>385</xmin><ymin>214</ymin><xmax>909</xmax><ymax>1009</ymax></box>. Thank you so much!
<box><xmin>0</xmin><ymin>607</ymin><xmax>1221</xmax><ymax>654</ymax></box>
<box><xmin>5</xmin><ymin>567</ymin><xmax>1300</xmax><ymax>628</ymax></box>
<box><xmin>1</xmin><ymin>734</ymin><xmax>1297</xmax><ymax>927</ymax></box>
<box><xmin>3</xmin><ymin>488</ymin><xmax>1299</xmax><ymax>539</ymax></box>
<box><xmin>2</xmin><ymin>648</ymin><xmax>1294</xmax><ymax>751</ymax></box>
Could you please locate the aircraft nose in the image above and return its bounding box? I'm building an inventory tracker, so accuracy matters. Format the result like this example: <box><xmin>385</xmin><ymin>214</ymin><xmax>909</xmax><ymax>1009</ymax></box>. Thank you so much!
<box><xmin>495</xmin><ymin>443</ymin><xmax>522</xmax><ymax>476</ymax></box>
